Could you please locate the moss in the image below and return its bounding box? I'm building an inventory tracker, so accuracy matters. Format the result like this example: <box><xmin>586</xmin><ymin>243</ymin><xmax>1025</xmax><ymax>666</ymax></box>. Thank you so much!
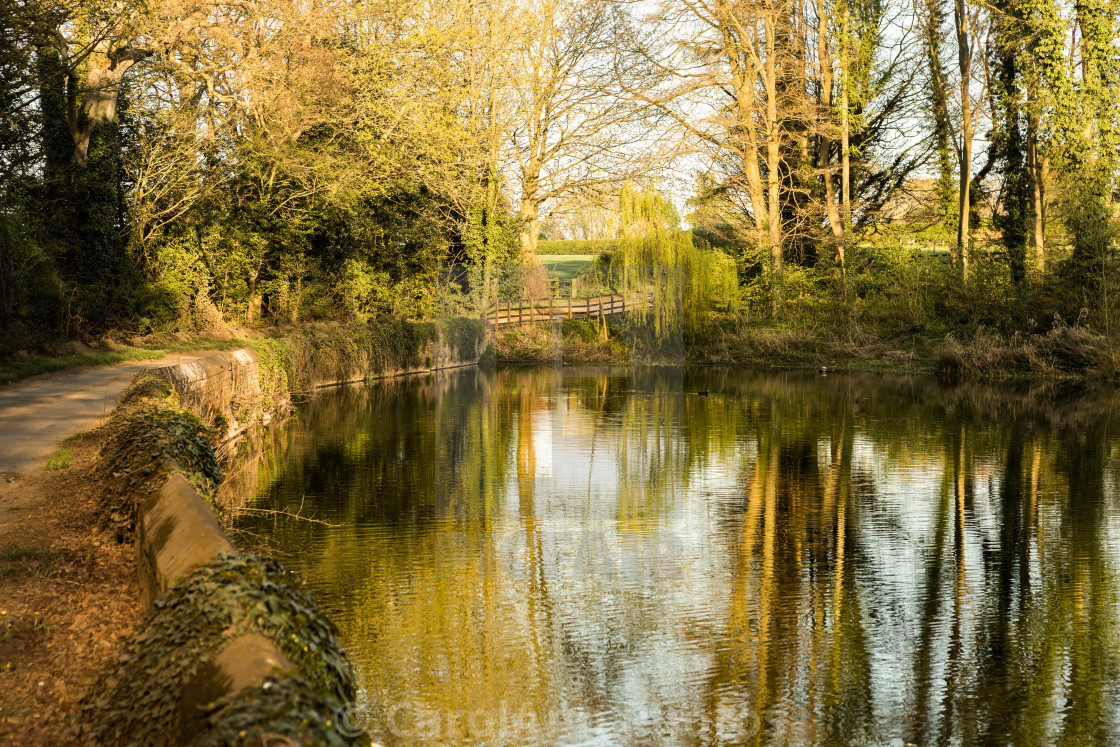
<box><xmin>42</xmin><ymin>447</ymin><xmax>71</xmax><ymax>471</ymax></box>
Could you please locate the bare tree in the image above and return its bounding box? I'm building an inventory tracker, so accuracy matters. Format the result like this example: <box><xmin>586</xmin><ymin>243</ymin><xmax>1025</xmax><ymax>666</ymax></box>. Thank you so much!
<box><xmin>504</xmin><ymin>0</ymin><xmax>667</xmax><ymax>257</ymax></box>
<box><xmin>633</xmin><ymin>0</ymin><xmax>827</xmax><ymax>315</ymax></box>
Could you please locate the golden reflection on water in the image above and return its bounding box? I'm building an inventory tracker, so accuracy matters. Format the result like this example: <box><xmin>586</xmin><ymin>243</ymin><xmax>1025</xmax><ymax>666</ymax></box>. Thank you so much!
<box><xmin>233</xmin><ymin>367</ymin><xmax>1120</xmax><ymax>746</ymax></box>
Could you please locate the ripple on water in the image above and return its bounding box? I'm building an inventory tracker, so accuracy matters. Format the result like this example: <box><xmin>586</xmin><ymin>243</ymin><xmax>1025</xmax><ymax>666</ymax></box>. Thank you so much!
<box><xmin>235</xmin><ymin>367</ymin><xmax>1120</xmax><ymax>745</ymax></box>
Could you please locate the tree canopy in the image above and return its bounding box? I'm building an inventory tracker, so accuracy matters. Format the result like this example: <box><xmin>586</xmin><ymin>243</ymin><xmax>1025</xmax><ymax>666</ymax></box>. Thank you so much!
<box><xmin>0</xmin><ymin>0</ymin><xmax>1117</xmax><ymax>344</ymax></box>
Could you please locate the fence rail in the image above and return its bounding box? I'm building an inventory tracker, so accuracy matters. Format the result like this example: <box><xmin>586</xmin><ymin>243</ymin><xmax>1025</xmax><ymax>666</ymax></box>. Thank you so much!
<box><xmin>486</xmin><ymin>293</ymin><xmax>652</xmax><ymax>330</ymax></box>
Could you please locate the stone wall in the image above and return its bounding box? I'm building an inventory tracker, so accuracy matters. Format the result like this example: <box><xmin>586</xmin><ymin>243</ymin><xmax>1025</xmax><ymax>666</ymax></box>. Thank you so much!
<box><xmin>163</xmin><ymin>349</ymin><xmax>263</xmax><ymax>439</ymax></box>
<box><xmin>157</xmin><ymin>319</ymin><xmax>488</xmax><ymax>439</ymax></box>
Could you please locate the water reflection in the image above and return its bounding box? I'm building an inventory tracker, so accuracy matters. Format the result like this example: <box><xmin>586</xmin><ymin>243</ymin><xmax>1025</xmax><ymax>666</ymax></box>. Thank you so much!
<box><xmin>233</xmin><ymin>367</ymin><xmax>1120</xmax><ymax>745</ymax></box>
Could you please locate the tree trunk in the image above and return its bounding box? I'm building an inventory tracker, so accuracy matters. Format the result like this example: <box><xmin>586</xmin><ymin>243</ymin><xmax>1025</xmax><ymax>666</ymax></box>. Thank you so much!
<box><xmin>73</xmin><ymin>46</ymin><xmax>134</xmax><ymax>167</ymax></box>
<box><xmin>954</xmin><ymin>0</ymin><xmax>972</xmax><ymax>285</ymax></box>
<box><xmin>1040</xmin><ymin>155</ymin><xmax>1049</xmax><ymax>261</ymax></box>
<box><xmin>1026</xmin><ymin>117</ymin><xmax>1044</xmax><ymax>275</ymax></box>
<box><xmin>957</xmin><ymin>102</ymin><xmax>972</xmax><ymax>285</ymax></box>
<box><xmin>841</xmin><ymin>6</ymin><xmax>852</xmax><ymax>240</ymax></box>
<box><xmin>765</xmin><ymin>10</ymin><xmax>783</xmax><ymax>317</ymax></box>
<box><xmin>247</xmin><ymin>272</ymin><xmax>261</xmax><ymax>326</ymax></box>
<box><xmin>290</xmin><ymin>275</ymin><xmax>302</xmax><ymax>323</ymax></box>
<box><xmin>518</xmin><ymin>200</ymin><xmax>540</xmax><ymax>258</ymax></box>
<box><xmin>816</xmin><ymin>0</ymin><xmax>846</xmax><ymax>285</ymax></box>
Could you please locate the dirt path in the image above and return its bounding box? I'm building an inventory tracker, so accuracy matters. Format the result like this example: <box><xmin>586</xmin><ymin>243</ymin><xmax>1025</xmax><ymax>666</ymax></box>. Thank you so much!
<box><xmin>0</xmin><ymin>351</ymin><xmax>213</xmax><ymax>743</ymax></box>
<box><xmin>0</xmin><ymin>352</ymin><xmax>210</xmax><ymax>475</ymax></box>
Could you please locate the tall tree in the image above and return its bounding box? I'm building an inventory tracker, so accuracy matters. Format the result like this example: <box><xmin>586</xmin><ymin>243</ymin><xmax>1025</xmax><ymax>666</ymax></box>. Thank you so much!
<box><xmin>921</xmin><ymin>0</ymin><xmax>958</xmax><ymax>230</ymax></box>
<box><xmin>506</xmin><ymin>0</ymin><xmax>663</xmax><ymax>257</ymax></box>
<box><xmin>991</xmin><ymin>0</ymin><xmax>1030</xmax><ymax>285</ymax></box>
<box><xmin>952</xmin><ymin>0</ymin><xmax>980</xmax><ymax>284</ymax></box>
<box><xmin>639</xmin><ymin>0</ymin><xmax>811</xmax><ymax>316</ymax></box>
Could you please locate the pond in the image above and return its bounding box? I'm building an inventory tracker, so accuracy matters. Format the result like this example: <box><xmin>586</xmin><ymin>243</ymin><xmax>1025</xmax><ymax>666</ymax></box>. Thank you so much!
<box><xmin>233</xmin><ymin>366</ymin><xmax>1120</xmax><ymax>745</ymax></box>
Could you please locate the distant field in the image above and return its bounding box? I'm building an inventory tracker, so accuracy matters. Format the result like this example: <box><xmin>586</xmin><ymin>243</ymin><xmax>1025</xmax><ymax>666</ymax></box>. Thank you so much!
<box><xmin>539</xmin><ymin>254</ymin><xmax>596</xmax><ymax>284</ymax></box>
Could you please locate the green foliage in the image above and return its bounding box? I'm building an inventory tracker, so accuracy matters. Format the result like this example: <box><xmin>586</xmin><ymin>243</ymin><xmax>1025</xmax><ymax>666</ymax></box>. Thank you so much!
<box><xmin>491</xmin><ymin>319</ymin><xmax>629</xmax><ymax>363</ymax></box>
<box><xmin>990</xmin><ymin>13</ymin><xmax>1030</xmax><ymax>285</ymax></box>
<box><xmin>0</xmin><ymin>349</ymin><xmax>156</xmax><ymax>385</ymax></box>
<box><xmin>246</xmin><ymin>319</ymin><xmax>483</xmax><ymax>396</ymax></box>
<box><xmin>0</xmin><ymin>201</ymin><xmax>53</xmax><ymax>329</ymax></box>
<box><xmin>79</xmin><ymin>552</ymin><xmax>358</xmax><ymax>746</ymax></box>
<box><xmin>563</xmin><ymin>317</ymin><xmax>610</xmax><ymax>343</ymax></box>
<box><xmin>461</xmin><ymin>178</ymin><xmax>520</xmax><ymax>308</ymax></box>
<box><xmin>582</xmin><ymin>183</ymin><xmax>740</xmax><ymax>340</ymax></box>
<box><xmin>1059</xmin><ymin>168</ymin><xmax>1119</xmax><ymax>286</ymax></box>
<box><xmin>439</xmin><ymin>317</ymin><xmax>486</xmax><ymax>361</ymax></box>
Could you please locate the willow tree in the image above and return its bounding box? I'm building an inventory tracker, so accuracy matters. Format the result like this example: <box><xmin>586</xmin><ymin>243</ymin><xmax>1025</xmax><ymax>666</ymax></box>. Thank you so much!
<box><xmin>609</xmin><ymin>183</ymin><xmax>737</xmax><ymax>340</ymax></box>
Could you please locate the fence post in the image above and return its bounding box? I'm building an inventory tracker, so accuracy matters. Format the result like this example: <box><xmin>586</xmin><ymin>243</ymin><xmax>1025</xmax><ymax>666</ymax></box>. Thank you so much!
<box><xmin>519</xmin><ymin>300</ymin><xmax>523</xmax><ymax>326</ymax></box>
<box><xmin>597</xmin><ymin>296</ymin><xmax>604</xmax><ymax>320</ymax></box>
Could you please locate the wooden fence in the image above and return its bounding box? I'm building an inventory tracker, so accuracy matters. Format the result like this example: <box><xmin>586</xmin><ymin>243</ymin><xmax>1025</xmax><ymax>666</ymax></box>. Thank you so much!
<box><xmin>486</xmin><ymin>293</ymin><xmax>652</xmax><ymax>330</ymax></box>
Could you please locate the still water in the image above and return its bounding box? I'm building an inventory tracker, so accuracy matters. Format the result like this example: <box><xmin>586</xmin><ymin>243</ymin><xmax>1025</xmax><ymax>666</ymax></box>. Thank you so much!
<box><xmin>235</xmin><ymin>366</ymin><xmax>1120</xmax><ymax>745</ymax></box>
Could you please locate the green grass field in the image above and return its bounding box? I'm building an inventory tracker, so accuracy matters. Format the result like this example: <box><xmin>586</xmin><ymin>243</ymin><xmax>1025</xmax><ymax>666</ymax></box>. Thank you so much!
<box><xmin>539</xmin><ymin>255</ymin><xmax>596</xmax><ymax>285</ymax></box>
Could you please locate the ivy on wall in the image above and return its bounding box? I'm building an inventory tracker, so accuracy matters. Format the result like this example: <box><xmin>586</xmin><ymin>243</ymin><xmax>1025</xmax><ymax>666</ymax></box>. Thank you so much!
<box><xmin>79</xmin><ymin>553</ymin><xmax>360</xmax><ymax>745</ymax></box>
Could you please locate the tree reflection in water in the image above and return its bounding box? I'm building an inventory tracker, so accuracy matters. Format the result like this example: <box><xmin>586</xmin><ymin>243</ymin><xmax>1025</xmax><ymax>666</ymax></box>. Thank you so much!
<box><xmin>232</xmin><ymin>367</ymin><xmax>1120</xmax><ymax>745</ymax></box>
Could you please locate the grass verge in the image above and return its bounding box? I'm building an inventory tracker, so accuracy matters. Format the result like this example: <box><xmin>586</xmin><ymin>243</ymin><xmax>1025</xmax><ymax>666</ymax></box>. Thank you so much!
<box><xmin>0</xmin><ymin>339</ymin><xmax>247</xmax><ymax>386</ymax></box>
<box><xmin>491</xmin><ymin>319</ymin><xmax>629</xmax><ymax>365</ymax></box>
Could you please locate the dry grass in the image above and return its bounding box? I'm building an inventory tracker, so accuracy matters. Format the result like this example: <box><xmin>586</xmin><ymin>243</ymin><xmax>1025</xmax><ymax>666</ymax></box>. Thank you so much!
<box><xmin>491</xmin><ymin>321</ymin><xmax>627</xmax><ymax>364</ymax></box>
<box><xmin>695</xmin><ymin>323</ymin><xmax>909</xmax><ymax>369</ymax></box>
<box><xmin>934</xmin><ymin>323</ymin><xmax>1107</xmax><ymax>378</ymax></box>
